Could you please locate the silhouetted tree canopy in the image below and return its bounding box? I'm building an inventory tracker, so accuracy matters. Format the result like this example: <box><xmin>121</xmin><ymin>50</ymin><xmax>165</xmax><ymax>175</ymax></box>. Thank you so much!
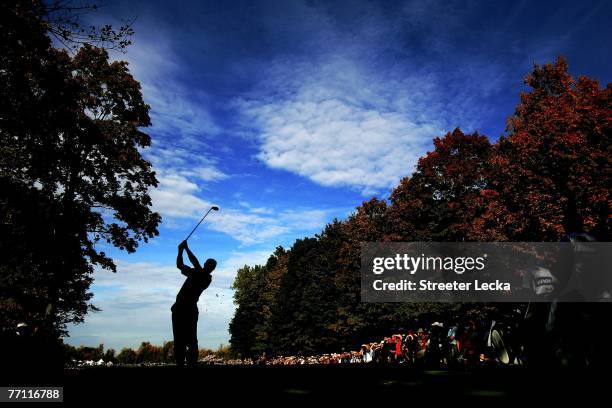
<box><xmin>0</xmin><ymin>1</ymin><xmax>160</xmax><ymax>336</ymax></box>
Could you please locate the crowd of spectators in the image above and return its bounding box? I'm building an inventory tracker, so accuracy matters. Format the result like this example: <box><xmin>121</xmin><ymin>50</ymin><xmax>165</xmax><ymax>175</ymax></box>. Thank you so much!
<box><xmin>202</xmin><ymin>320</ymin><xmax>507</xmax><ymax>367</ymax></box>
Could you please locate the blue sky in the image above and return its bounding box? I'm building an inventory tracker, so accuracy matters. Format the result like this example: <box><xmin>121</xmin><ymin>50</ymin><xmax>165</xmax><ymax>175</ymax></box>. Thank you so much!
<box><xmin>66</xmin><ymin>0</ymin><xmax>612</xmax><ymax>350</ymax></box>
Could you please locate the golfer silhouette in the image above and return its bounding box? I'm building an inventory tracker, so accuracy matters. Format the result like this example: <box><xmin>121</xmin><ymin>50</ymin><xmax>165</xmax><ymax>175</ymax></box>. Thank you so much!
<box><xmin>172</xmin><ymin>240</ymin><xmax>216</xmax><ymax>367</ymax></box>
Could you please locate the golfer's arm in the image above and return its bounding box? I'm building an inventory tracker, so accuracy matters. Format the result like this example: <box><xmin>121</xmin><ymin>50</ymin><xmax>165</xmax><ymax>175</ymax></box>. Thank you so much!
<box><xmin>176</xmin><ymin>248</ymin><xmax>192</xmax><ymax>276</ymax></box>
<box><xmin>185</xmin><ymin>246</ymin><xmax>202</xmax><ymax>270</ymax></box>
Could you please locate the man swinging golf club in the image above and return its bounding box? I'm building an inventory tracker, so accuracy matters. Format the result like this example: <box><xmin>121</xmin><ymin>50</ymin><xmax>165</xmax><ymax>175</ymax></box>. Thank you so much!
<box><xmin>172</xmin><ymin>206</ymin><xmax>218</xmax><ymax>367</ymax></box>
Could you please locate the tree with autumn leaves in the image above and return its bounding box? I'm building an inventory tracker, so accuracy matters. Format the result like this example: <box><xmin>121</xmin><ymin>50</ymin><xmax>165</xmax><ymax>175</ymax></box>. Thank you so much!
<box><xmin>0</xmin><ymin>1</ymin><xmax>160</xmax><ymax>340</ymax></box>
<box><xmin>230</xmin><ymin>58</ymin><xmax>610</xmax><ymax>357</ymax></box>
<box><xmin>479</xmin><ymin>59</ymin><xmax>610</xmax><ymax>241</ymax></box>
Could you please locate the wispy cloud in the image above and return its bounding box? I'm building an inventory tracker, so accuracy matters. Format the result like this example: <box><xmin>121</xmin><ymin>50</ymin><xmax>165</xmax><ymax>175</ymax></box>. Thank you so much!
<box><xmin>237</xmin><ymin>58</ymin><xmax>446</xmax><ymax>195</ymax></box>
<box><xmin>122</xmin><ymin>34</ymin><xmax>220</xmax><ymax>142</ymax></box>
<box><xmin>150</xmin><ymin>170</ymin><xmax>343</xmax><ymax>245</ymax></box>
<box><xmin>149</xmin><ymin>171</ymin><xmax>208</xmax><ymax>219</ymax></box>
<box><xmin>146</xmin><ymin>145</ymin><xmax>229</xmax><ymax>182</ymax></box>
<box><xmin>209</xmin><ymin>207</ymin><xmax>340</xmax><ymax>245</ymax></box>
<box><xmin>212</xmin><ymin>249</ymin><xmax>275</xmax><ymax>286</ymax></box>
<box><xmin>234</xmin><ymin>9</ymin><xmax>503</xmax><ymax>195</ymax></box>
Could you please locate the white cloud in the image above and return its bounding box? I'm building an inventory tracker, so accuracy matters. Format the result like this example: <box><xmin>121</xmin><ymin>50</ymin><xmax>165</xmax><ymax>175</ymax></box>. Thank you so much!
<box><xmin>149</xmin><ymin>169</ymin><xmax>342</xmax><ymax>245</ymax></box>
<box><xmin>146</xmin><ymin>145</ymin><xmax>229</xmax><ymax>182</ymax></box>
<box><xmin>121</xmin><ymin>34</ymin><xmax>220</xmax><ymax>141</ymax></box>
<box><xmin>212</xmin><ymin>249</ymin><xmax>275</xmax><ymax>285</ymax></box>
<box><xmin>208</xmin><ymin>206</ymin><xmax>342</xmax><ymax>245</ymax></box>
<box><xmin>149</xmin><ymin>171</ymin><xmax>208</xmax><ymax>219</ymax></box>
<box><xmin>231</xmin><ymin>0</ymin><xmax>508</xmax><ymax>196</ymax></box>
<box><xmin>184</xmin><ymin>166</ymin><xmax>229</xmax><ymax>182</ymax></box>
<box><xmin>236</xmin><ymin>56</ymin><xmax>453</xmax><ymax>195</ymax></box>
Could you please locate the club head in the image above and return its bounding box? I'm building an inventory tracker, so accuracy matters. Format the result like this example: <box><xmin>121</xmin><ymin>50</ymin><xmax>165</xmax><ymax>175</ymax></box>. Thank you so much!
<box><xmin>211</xmin><ymin>206</ymin><xmax>219</xmax><ymax>211</ymax></box>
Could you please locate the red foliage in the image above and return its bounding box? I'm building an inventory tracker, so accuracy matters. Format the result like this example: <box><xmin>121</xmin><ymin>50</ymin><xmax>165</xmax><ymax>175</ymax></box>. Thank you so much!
<box><xmin>387</xmin><ymin>128</ymin><xmax>493</xmax><ymax>241</ymax></box>
<box><xmin>386</xmin><ymin>58</ymin><xmax>610</xmax><ymax>242</ymax></box>
<box><xmin>478</xmin><ymin>57</ymin><xmax>611</xmax><ymax>240</ymax></box>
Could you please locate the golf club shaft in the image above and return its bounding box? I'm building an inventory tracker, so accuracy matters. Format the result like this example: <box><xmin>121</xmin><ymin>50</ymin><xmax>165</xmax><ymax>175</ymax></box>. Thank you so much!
<box><xmin>185</xmin><ymin>207</ymin><xmax>214</xmax><ymax>241</ymax></box>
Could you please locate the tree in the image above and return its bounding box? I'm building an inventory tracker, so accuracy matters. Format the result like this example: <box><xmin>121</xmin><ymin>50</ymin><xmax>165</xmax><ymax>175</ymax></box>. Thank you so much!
<box><xmin>116</xmin><ymin>348</ymin><xmax>137</xmax><ymax>364</ymax></box>
<box><xmin>214</xmin><ymin>344</ymin><xmax>234</xmax><ymax>360</ymax></box>
<box><xmin>333</xmin><ymin>201</ymin><xmax>432</xmax><ymax>349</ymax></box>
<box><xmin>256</xmin><ymin>247</ymin><xmax>289</xmax><ymax>350</ymax></box>
<box><xmin>388</xmin><ymin>128</ymin><xmax>493</xmax><ymax>241</ymax></box>
<box><xmin>0</xmin><ymin>1</ymin><xmax>160</xmax><ymax>336</ymax></box>
<box><xmin>104</xmin><ymin>348</ymin><xmax>116</xmax><ymax>363</ymax></box>
<box><xmin>229</xmin><ymin>264</ymin><xmax>269</xmax><ymax>357</ymax></box>
<box><xmin>136</xmin><ymin>342</ymin><xmax>163</xmax><ymax>363</ymax></box>
<box><xmin>163</xmin><ymin>341</ymin><xmax>174</xmax><ymax>363</ymax></box>
<box><xmin>479</xmin><ymin>57</ymin><xmax>611</xmax><ymax>240</ymax></box>
<box><xmin>266</xmin><ymin>237</ymin><xmax>339</xmax><ymax>355</ymax></box>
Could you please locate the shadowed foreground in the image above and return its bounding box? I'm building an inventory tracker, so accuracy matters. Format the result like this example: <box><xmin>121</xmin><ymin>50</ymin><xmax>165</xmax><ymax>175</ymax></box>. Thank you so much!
<box><xmin>3</xmin><ymin>365</ymin><xmax>606</xmax><ymax>403</ymax></box>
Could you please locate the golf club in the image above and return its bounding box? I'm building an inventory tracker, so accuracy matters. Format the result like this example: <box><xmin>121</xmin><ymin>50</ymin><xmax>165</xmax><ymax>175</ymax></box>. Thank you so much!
<box><xmin>185</xmin><ymin>205</ymin><xmax>219</xmax><ymax>241</ymax></box>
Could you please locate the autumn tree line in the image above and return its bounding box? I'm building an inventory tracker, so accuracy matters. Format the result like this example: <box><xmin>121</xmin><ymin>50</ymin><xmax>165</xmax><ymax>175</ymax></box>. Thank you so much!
<box><xmin>229</xmin><ymin>58</ymin><xmax>611</xmax><ymax>358</ymax></box>
<box><xmin>63</xmin><ymin>342</ymin><xmax>232</xmax><ymax>364</ymax></box>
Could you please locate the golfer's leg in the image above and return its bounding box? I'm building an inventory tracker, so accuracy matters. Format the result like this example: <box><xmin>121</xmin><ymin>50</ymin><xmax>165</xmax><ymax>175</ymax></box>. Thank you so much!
<box><xmin>186</xmin><ymin>341</ymin><xmax>198</xmax><ymax>367</ymax></box>
<box><xmin>172</xmin><ymin>309</ymin><xmax>186</xmax><ymax>367</ymax></box>
<box><xmin>175</xmin><ymin>344</ymin><xmax>186</xmax><ymax>367</ymax></box>
<box><xmin>186</xmin><ymin>310</ymin><xmax>199</xmax><ymax>367</ymax></box>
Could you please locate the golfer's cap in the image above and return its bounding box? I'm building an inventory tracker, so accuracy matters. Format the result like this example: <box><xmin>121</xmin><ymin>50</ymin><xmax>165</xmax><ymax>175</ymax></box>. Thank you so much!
<box><xmin>17</xmin><ymin>322</ymin><xmax>28</xmax><ymax>328</ymax></box>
